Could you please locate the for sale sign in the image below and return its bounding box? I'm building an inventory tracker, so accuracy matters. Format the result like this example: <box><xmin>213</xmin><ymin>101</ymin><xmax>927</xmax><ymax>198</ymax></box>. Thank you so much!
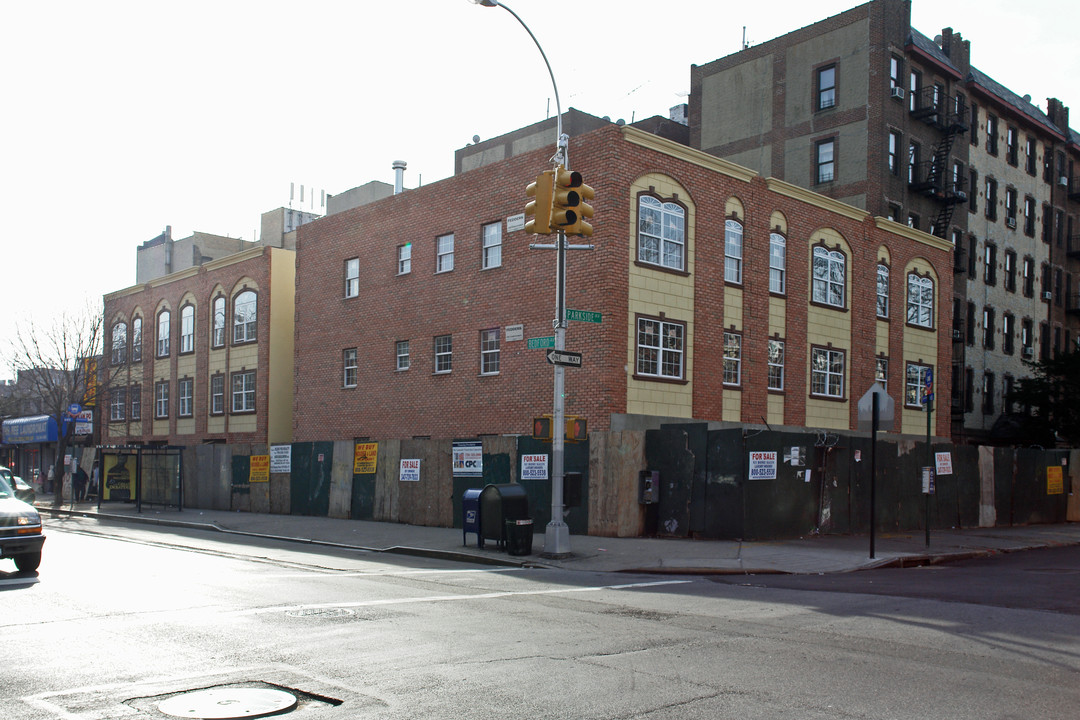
<box><xmin>520</xmin><ymin>454</ymin><xmax>549</xmax><ymax>480</ymax></box>
<box><xmin>748</xmin><ymin>451</ymin><xmax>778</xmax><ymax>480</ymax></box>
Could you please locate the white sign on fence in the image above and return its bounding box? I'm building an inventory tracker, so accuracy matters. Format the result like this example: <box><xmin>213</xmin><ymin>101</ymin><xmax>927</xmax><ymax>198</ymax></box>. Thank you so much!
<box><xmin>270</xmin><ymin>445</ymin><xmax>292</xmax><ymax>473</ymax></box>
<box><xmin>400</xmin><ymin>458</ymin><xmax>421</xmax><ymax>482</ymax></box>
<box><xmin>520</xmin><ymin>454</ymin><xmax>549</xmax><ymax>480</ymax></box>
<box><xmin>748</xmin><ymin>451</ymin><xmax>778</xmax><ymax>480</ymax></box>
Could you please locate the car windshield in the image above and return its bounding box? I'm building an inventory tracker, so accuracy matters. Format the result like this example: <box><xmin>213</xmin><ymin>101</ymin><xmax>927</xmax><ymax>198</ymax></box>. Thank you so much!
<box><xmin>0</xmin><ymin>475</ymin><xmax>12</xmax><ymax>499</ymax></box>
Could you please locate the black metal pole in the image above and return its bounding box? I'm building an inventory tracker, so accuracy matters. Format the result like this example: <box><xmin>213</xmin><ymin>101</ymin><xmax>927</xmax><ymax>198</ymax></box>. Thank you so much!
<box><xmin>925</xmin><ymin>397</ymin><xmax>932</xmax><ymax>549</ymax></box>
<box><xmin>870</xmin><ymin>392</ymin><xmax>878</xmax><ymax>559</ymax></box>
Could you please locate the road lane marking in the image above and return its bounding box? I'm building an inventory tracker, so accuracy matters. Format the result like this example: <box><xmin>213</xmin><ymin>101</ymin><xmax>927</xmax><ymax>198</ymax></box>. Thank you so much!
<box><xmin>233</xmin><ymin>579</ymin><xmax>693</xmax><ymax>616</ymax></box>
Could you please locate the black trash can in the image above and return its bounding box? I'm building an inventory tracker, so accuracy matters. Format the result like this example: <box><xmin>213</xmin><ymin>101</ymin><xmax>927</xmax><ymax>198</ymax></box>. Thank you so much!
<box><xmin>505</xmin><ymin>518</ymin><xmax>534</xmax><ymax>556</ymax></box>
<box><xmin>479</xmin><ymin>483</ymin><xmax>529</xmax><ymax>550</ymax></box>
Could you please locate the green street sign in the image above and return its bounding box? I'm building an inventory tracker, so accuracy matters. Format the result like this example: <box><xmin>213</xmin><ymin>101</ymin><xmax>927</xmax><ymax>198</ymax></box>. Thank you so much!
<box><xmin>566</xmin><ymin>309</ymin><xmax>601</xmax><ymax>324</ymax></box>
<box><xmin>527</xmin><ymin>336</ymin><xmax>556</xmax><ymax>349</ymax></box>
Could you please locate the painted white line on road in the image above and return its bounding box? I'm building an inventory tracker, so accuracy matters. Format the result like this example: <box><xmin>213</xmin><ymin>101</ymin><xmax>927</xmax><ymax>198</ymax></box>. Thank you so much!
<box><xmin>234</xmin><ymin>579</ymin><xmax>693</xmax><ymax>616</ymax></box>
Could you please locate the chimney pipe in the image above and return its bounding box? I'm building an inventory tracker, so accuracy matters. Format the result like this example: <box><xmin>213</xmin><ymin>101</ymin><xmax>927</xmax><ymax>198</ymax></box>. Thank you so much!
<box><xmin>392</xmin><ymin>160</ymin><xmax>407</xmax><ymax>195</ymax></box>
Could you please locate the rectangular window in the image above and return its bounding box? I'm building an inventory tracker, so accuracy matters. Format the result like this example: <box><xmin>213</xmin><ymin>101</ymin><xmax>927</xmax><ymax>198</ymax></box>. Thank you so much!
<box><xmin>345</xmin><ymin>257</ymin><xmax>360</xmax><ymax>298</ymax></box>
<box><xmin>636</xmin><ymin>317</ymin><xmax>684</xmax><ymax>380</ymax></box>
<box><xmin>397</xmin><ymin>244</ymin><xmax>411</xmax><ymax>275</ymax></box>
<box><xmin>982</xmin><ymin>372</ymin><xmax>995</xmax><ymax>415</ymax></box>
<box><xmin>481</xmin><ymin>222</ymin><xmax>502</xmax><ymax>270</ymax></box>
<box><xmin>769</xmin><ymin>233</ymin><xmax>786</xmax><ymax>294</ymax></box>
<box><xmin>1026</xmin><ymin>136</ymin><xmax>1037</xmax><ymax>175</ymax></box>
<box><xmin>178</xmin><ymin>378</ymin><xmax>193</xmax><ymax>417</ymax></box>
<box><xmin>231</xmin><ymin>371</ymin><xmax>256</xmax><ymax>413</ymax></box>
<box><xmin>966</xmin><ymin>301</ymin><xmax>976</xmax><ymax>346</ymax></box>
<box><xmin>969</xmin><ymin>103</ymin><xmax>979</xmax><ymax>146</ymax></box>
<box><xmin>436</xmin><ymin>233</ymin><xmax>454</xmax><ymax>273</ymax></box>
<box><xmin>768</xmin><ymin>339</ymin><xmax>784</xmax><ymax>391</ymax></box>
<box><xmin>968</xmin><ymin>169</ymin><xmax>978</xmax><ymax>213</ymax></box>
<box><xmin>212</xmin><ymin>298</ymin><xmax>225</xmax><ymax>348</ymax></box>
<box><xmin>1043</xmin><ymin>203</ymin><xmax>1053</xmax><ymax>243</ymax></box>
<box><xmin>1006</xmin><ymin>126</ymin><xmax>1018</xmax><ymax>165</ymax></box>
<box><xmin>210</xmin><ymin>375</ymin><xmax>224</xmax><ymax>415</ymax></box>
<box><xmin>909</xmin><ymin>70</ymin><xmax>920</xmax><ymax>112</ymax></box>
<box><xmin>889</xmin><ymin>56</ymin><xmax>902</xmax><ymax>90</ymax></box>
<box><xmin>811</xmin><ymin>347</ymin><xmax>845</xmax><ymax>399</ymax></box>
<box><xmin>876</xmin><ymin>264</ymin><xmax>889</xmax><ymax>318</ymax></box>
<box><xmin>1003</xmin><ymin>313</ymin><xmax>1015</xmax><ymax>355</ymax></box>
<box><xmin>875</xmin><ymin>358</ymin><xmax>888</xmax><ymax>392</ymax></box>
<box><xmin>1021</xmin><ymin>319</ymin><xmax>1033</xmax><ymax>356</ymax></box>
<box><xmin>888</xmin><ymin>131</ymin><xmax>901</xmax><ymax>175</ymax></box>
<box><xmin>905</xmin><ymin>362</ymin><xmax>933</xmax><ymax>408</ymax></box>
<box><xmin>180</xmin><ymin>307</ymin><xmax>194</xmax><ymax>354</ymax></box>
<box><xmin>908</xmin><ymin>142</ymin><xmax>920</xmax><ymax>184</ymax></box>
<box><xmin>723</xmin><ymin>332</ymin><xmax>742</xmax><ymax>386</ymax></box>
<box><xmin>1024</xmin><ymin>196</ymin><xmax>1036</xmax><ymax>237</ymax></box>
<box><xmin>817</xmin><ymin>65</ymin><xmax>836</xmax><ymax>110</ymax></box>
<box><xmin>111</xmin><ymin>323</ymin><xmax>127</xmax><ymax>365</ymax></box>
<box><xmin>157</xmin><ymin>311</ymin><xmax>170</xmax><ymax>357</ymax></box>
<box><xmin>815</xmin><ymin>139</ymin><xmax>835</xmax><ymax>184</ymax></box>
<box><xmin>1004</xmin><ymin>250</ymin><xmax>1017</xmax><ymax>292</ymax></box>
<box><xmin>1023</xmin><ymin>257</ymin><xmax>1035</xmax><ymax>297</ymax></box>
<box><xmin>1005</xmin><ymin>188</ymin><xmax>1017</xmax><ymax>226</ymax></box>
<box><xmin>343</xmin><ymin>348</ymin><xmax>358</xmax><ymax>388</ymax></box>
<box><xmin>983</xmin><ymin>307</ymin><xmax>996</xmax><ymax>350</ymax></box>
<box><xmin>130</xmin><ymin>386</ymin><xmax>141</xmax><ymax>420</ymax></box>
<box><xmin>155</xmin><ymin>381</ymin><xmax>169</xmax><ymax>419</ymax></box>
<box><xmin>434</xmin><ymin>334</ymin><xmax>452</xmax><ymax>373</ymax></box>
<box><xmin>984</xmin><ymin>243</ymin><xmax>997</xmax><ymax>286</ymax></box>
<box><xmin>480</xmin><ymin>328</ymin><xmax>500</xmax><ymax>375</ymax></box>
<box><xmin>638</xmin><ymin>195</ymin><xmax>686</xmax><ymax>271</ymax></box>
<box><xmin>964</xmin><ymin>368</ymin><xmax>975</xmax><ymax>412</ymax></box>
<box><xmin>131</xmin><ymin>318</ymin><xmax>142</xmax><ymax>362</ymax></box>
<box><xmin>1044</xmin><ymin>146</ymin><xmax>1054</xmax><ymax>183</ymax></box>
<box><xmin>986</xmin><ymin>114</ymin><xmax>999</xmax><ymax>155</ymax></box>
<box><xmin>967</xmin><ymin>236</ymin><xmax>977</xmax><ymax>278</ymax></box>
<box><xmin>396</xmin><ymin>340</ymin><xmax>410</xmax><ymax>371</ymax></box>
<box><xmin>110</xmin><ymin>387</ymin><xmax>126</xmax><ymax>422</ymax></box>
<box><xmin>1003</xmin><ymin>375</ymin><xmax>1015</xmax><ymax>414</ymax></box>
<box><xmin>724</xmin><ymin>220</ymin><xmax>743</xmax><ymax>284</ymax></box>
<box><xmin>985</xmin><ymin>178</ymin><xmax>997</xmax><ymax>220</ymax></box>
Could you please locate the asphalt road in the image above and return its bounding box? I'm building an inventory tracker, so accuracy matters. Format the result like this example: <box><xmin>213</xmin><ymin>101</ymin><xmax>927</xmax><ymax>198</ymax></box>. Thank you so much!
<box><xmin>3</xmin><ymin>517</ymin><xmax>1079</xmax><ymax>720</ymax></box>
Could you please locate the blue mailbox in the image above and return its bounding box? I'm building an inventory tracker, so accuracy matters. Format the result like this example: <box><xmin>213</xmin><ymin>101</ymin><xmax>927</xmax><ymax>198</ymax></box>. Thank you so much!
<box><xmin>462</xmin><ymin>488</ymin><xmax>483</xmax><ymax>548</ymax></box>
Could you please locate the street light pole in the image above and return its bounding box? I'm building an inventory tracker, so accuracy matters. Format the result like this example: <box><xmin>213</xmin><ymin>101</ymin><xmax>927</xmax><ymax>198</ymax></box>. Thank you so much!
<box><xmin>473</xmin><ymin>0</ymin><xmax>572</xmax><ymax>556</ymax></box>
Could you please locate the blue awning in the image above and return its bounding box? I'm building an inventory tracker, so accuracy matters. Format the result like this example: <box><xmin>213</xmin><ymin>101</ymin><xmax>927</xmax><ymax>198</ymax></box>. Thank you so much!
<box><xmin>2</xmin><ymin>415</ymin><xmax>58</xmax><ymax>444</ymax></box>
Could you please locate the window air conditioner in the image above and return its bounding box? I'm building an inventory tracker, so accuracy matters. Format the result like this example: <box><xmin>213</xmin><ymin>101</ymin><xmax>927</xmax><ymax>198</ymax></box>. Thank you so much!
<box><xmin>891</xmin><ymin>87</ymin><xmax>905</xmax><ymax>100</ymax></box>
<box><xmin>1059</xmin><ymin>176</ymin><xmax>1069</xmax><ymax>187</ymax></box>
<box><xmin>1023</xmin><ymin>347</ymin><xmax>1035</xmax><ymax>358</ymax></box>
<box><xmin>1006</xmin><ymin>217</ymin><xmax>1017</xmax><ymax>229</ymax></box>
<box><xmin>1043</xmin><ymin>290</ymin><xmax>1053</xmax><ymax>300</ymax></box>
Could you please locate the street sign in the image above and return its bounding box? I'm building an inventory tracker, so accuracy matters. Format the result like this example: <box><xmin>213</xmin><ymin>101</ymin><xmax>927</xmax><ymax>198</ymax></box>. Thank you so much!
<box><xmin>566</xmin><ymin>308</ymin><xmax>601</xmax><ymax>324</ymax></box>
<box><xmin>546</xmin><ymin>349</ymin><xmax>582</xmax><ymax>368</ymax></box>
<box><xmin>856</xmin><ymin>383</ymin><xmax>895</xmax><ymax>432</ymax></box>
<box><xmin>527</xmin><ymin>336</ymin><xmax>555</xmax><ymax>349</ymax></box>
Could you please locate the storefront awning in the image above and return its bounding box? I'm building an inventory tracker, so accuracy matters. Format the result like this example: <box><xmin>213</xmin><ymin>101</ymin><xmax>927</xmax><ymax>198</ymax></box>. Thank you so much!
<box><xmin>2</xmin><ymin>415</ymin><xmax>58</xmax><ymax>444</ymax></box>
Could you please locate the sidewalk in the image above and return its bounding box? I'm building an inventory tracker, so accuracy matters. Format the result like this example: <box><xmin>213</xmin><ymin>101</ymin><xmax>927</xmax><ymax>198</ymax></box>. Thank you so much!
<box><xmin>33</xmin><ymin>496</ymin><xmax>1080</xmax><ymax>575</ymax></box>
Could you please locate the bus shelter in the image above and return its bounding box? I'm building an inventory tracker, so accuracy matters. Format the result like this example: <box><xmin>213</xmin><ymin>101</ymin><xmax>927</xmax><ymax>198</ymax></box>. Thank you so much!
<box><xmin>97</xmin><ymin>445</ymin><xmax>185</xmax><ymax>512</ymax></box>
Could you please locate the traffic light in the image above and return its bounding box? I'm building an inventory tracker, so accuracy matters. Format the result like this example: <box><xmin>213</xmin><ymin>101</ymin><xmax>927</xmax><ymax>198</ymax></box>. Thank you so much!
<box><xmin>551</xmin><ymin>165</ymin><xmax>595</xmax><ymax>237</ymax></box>
<box><xmin>532</xmin><ymin>415</ymin><xmax>553</xmax><ymax>441</ymax></box>
<box><xmin>565</xmin><ymin>415</ymin><xmax>588</xmax><ymax>442</ymax></box>
<box><xmin>525</xmin><ymin>170</ymin><xmax>554</xmax><ymax>235</ymax></box>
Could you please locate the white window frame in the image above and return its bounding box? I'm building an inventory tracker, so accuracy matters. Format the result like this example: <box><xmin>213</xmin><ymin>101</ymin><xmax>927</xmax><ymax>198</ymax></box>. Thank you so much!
<box><xmin>434</xmin><ymin>334</ymin><xmax>452</xmax><ymax>373</ymax></box>
<box><xmin>157</xmin><ymin>310</ymin><xmax>170</xmax><ymax>357</ymax></box>
<box><xmin>723</xmin><ymin>332</ymin><xmax>742</xmax><ymax>386</ymax></box>
<box><xmin>155</xmin><ymin>381</ymin><xmax>169</xmax><ymax>418</ymax></box>
<box><xmin>877</xmin><ymin>264</ymin><xmax>890</xmax><ymax>318</ymax></box>
<box><xmin>231</xmin><ymin>371</ymin><xmax>256</xmax><ymax>413</ymax></box>
<box><xmin>812</xmin><ymin>246</ymin><xmax>846</xmax><ymax>307</ymax></box>
<box><xmin>110</xmin><ymin>387</ymin><xmax>126</xmax><ymax>422</ymax></box>
<box><xmin>724</xmin><ymin>220</ymin><xmax>743</xmax><ymax>284</ymax></box>
<box><xmin>345</xmin><ymin>257</ymin><xmax>360</xmax><ymax>297</ymax></box>
<box><xmin>635</xmin><ymin>317</ymin><xmax>684</xmax><ymax>380</ymax></box>
<box><xmin>130</xmin><ymin>386</ymin><xmax>141</xmax><ymax>420</ymax></box>
<box><xmin>875</xmin><ymin>358</ymin><xmax>888</xmax><ymax>392</ymax></box>
<box><xmin>397</xmin><ymin>244</ymin><xmax>411</xmax><ymax>275</ymax></box>
<box><xmin>768</xmin><ymin>339</ymin><xmax>785</xmax><ymax>391</ymax></box>
<box><xmin>811</xmin><ymin>347</ymin><xmax>845</xmax><ymax>399</ymax></box>
<box><xmin>180</xmin><ymin>305</ymin><xmax>194</xmax><ymax>354</ymax></box>
<box><xmin>212</xmin><ymin>297</ymin><xmax>226</xmax><ymax>348</ymax></box>
<box><xmin>905</xmin><ymin>362</ymin><xmax>933</xmax><ymax>408</ymax></box>
<box><xmin>343</xmin><ymin>348</ymin><xmax>358</xmax><ymax>388</ymax></box>
<box><xmin>396</xmin><ymin>340</ymin><xmax>410</xmax><ymax>371</ymax></box>
<box><xmin>436</xmin><ymin>234</ymin><xmax>454</xmax><ymax>273</ymax></box>
<box><xmin>637</xmin><ymin>195</ymin><xmax>685</xmax><ymax>271</ymax></box>
<box><xmin>178</xmin><ymin>378</ymin><xmax>193</xmax><ymax>417</ymax></box>
<box><xmin>906</xmin><ymin>273</ymin><xmax>934</xmax><ymax>328</ymax></box>
<box><xmin>769</xmin><ymin>233</ymin><xmax>786</xmax><ymax>294</ymax></box>
<box><xmin>482</xmin><ymin>222</ymin><xmax>502</xmax><ymax>270</ymax></box>
<box><xmin>233</xmin><ymin>291</ymin><xmax>257</xmax><ymax>344</ymax></box>
<box><xmin>131</xmin><ymin>317</ymin><xmax>142</xmax><ymax>362</ymax></box>
<box><xmin>111</xmin><ymin>322</ymin><xmax>127</xmax><ymax>365</ymax></box>
<box><xmin>210</xmin><ymin>375</ymin><xmax>224</xmax><ymax>415</ymax></box>
<box><xmin>480</xmin><ymin>328</ymin><xmax>500</xmax><ymax>375</ymax></box>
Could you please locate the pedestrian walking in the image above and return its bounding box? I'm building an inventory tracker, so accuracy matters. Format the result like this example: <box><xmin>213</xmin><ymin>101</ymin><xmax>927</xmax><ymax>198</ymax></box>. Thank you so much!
<box><xmin>74</xmin><ymin>466</ymin><xmax>88</xmax><ymax>501</ymax></box>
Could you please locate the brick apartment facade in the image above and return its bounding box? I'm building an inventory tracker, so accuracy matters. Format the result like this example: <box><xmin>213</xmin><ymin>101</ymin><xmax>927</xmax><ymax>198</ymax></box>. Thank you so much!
<box><xmin>688</xmin><ymin>0</ymin><xmax>1079</xmax><ymax>443</ymax></box>
<box><xmin>292</xmin><ymin>122</ymin><xmax>953</xmax><ymax>442</ymax></box>
<box><xmin>101</xmin><ymin>246</ymin><xmax>295</xmax><ymax>446</ymax></box>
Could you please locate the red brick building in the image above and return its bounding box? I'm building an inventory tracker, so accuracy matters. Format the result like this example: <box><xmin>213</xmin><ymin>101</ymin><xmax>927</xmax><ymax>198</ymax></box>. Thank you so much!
<box><xmin>293</xmin><ymin>122</ymin><xmax>952</xmax><ymax>441</ymax></box>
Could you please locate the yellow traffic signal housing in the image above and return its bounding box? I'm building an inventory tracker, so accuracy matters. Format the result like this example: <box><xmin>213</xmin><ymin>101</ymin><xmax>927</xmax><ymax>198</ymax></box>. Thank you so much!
<box><xmin>525</xmin><ymin>170</ymin><xmax>554</xmax><ymax>235</ymax></box>
<box><xmin>551</xmin><ymin>165</ymin><xmax>595</xmax><ymax>237</ymax></box>
<box><xmin>565</xmin><ymin>415</ymin><xmax>588</xmax><ymax>442</ymax></box>
<box><xmin>532</xmin><ymin>415</ymin><xmax>553</xmax><ymax>441</ymax></box>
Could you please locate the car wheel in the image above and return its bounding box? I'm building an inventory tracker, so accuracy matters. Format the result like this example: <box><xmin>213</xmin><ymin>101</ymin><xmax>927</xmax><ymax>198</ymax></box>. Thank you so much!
<box><xmin>14</xmin><ymin>552</ymin><xmax>41</xmax><ymax>573</ymax></box>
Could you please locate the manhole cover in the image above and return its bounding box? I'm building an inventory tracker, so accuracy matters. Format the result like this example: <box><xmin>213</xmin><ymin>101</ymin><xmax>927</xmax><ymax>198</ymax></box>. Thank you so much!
<box><xmin>158</xmin><ymin>688</ymin><xmax>297</xmax><ymax>719</ymax></box>
<box><xmin>285</xmin><ymin>607</ymin><xmax>355</xmax><ymax>618</ymax></box>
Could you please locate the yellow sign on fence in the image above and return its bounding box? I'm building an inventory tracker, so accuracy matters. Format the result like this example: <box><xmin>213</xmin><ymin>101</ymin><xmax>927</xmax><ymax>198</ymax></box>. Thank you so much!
<box><xmin>249</xmin><ymin>455</ymin><xmax>270</xmax><ymax>483</ymax></box>
<box><xmin>354</xmin><ymin>442</ymin><xmax>378</xmax><ymax>474</ymax></box>
<box><xmin>1047</xmin><ymin>466</ymin><xmax>1064</xmax><ymax>495</ymax></box>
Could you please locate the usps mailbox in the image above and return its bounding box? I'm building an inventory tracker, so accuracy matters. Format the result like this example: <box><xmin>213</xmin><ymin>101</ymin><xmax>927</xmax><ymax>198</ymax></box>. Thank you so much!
<box><xmin>462</xmin><ymin>488</ymin><xmax>483</xmax><ymax>548</ymax></box>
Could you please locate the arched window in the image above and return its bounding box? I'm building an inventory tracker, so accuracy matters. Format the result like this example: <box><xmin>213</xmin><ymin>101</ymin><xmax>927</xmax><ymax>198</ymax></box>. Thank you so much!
<box><xmin>812</xmin><ymin>246</ymin><xmax>846</xmax><ymax>307</ymax></box>
<box><xmin>131</xmin><ymin>317</ymin><xmax>142</xmax><ymax>362</ymax></box>
<box><xmin>906</xmin><ymin>273</ymin><xmax>934</xmax><ymax>327</ymax></box>
<box><xmin>157</xmin><ymin>310</ymin><xmax>171</xmax><ymax>357</ymax></box>
<box><xmin>111</xmin><ymin>321</ymin><xmax>127</xmax><ymax>365</ymax></box>
<box><xmin>212</xmin><ymin>296</ymin><xmax>226</xmax><ymax>348</ymax></box>
<box><xmin>637</xmin><ymin>195</ymin><xmax>685</xmax><ymax>271</ymax></box>
<box><xmin>180</xmin><ymin>305</ymin><xmax>195</xmax><ymax>354</ymax></box>
<box><xmin>769</xmin><ymin>233</ymin><xmax>786</xmax><ymax>294</ymax></box>
<box><xmin>233</xmin><ymin>291</ymin><xmax>257</xmax><ymax>343</ymax></box>
<box><xmin>724</xmin><ymin>220</ymin><xmax>743</xmax><ymax>284</ymax></box>
<box><xmin>876</xmin><ymin>264</ymin><xmax>890</xmax><ymax>318</ymax></box>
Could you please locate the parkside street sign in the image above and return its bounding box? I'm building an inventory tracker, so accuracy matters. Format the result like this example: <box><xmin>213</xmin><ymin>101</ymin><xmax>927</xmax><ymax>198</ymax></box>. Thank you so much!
<box><xmin>527</xmin><ymin>336</ymin><xmax>556</xmax><ymax>349</ymax></box>
<box><xmin>566</xmin><ymin>308</ymin><xmax>601</xmax><ymax>324</ymax></box>
<box><xmin>546</xmin><ymin>349</ymin><xmax>582</xmax><ymax>368</ymax></box>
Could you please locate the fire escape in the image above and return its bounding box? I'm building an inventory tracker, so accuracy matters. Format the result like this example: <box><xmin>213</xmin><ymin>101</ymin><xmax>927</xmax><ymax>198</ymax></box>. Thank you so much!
<box><xmin>908</xmin><ymin>87</ymin><xmax>969</xmax><ymax>238</ymax></box>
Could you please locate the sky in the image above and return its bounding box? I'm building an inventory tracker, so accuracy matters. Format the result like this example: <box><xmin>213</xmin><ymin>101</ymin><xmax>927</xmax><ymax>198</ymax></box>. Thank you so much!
<box><xmin>3</xmin><ymin>0</ymin><xmax>1079</xmax><ymax>378</ymax></box>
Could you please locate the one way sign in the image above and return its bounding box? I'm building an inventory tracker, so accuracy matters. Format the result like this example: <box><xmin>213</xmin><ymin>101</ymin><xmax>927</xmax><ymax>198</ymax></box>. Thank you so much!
<box><xmin>546</xmin><ymin>349</ymin><xmax>582</xmax><ymax>368</ymax></box>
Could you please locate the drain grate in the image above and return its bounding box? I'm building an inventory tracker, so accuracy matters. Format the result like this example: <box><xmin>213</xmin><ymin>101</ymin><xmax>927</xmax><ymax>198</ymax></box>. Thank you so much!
<box><xmin>157</xmin><ymin>687</ymin><xmax>297</xmax><ymax>719</ymax></box>
<box><xmin>285</xmin><ymin>607</ymin><xmax>356</xmax><ymax>618</ymax></box>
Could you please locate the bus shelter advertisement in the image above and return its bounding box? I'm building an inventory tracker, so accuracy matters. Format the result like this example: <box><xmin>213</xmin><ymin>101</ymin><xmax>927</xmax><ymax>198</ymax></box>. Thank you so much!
<box><xmin>103</xmin><ymin>455</ymin><xmax>135</xmax><ymax>501</ymax></box>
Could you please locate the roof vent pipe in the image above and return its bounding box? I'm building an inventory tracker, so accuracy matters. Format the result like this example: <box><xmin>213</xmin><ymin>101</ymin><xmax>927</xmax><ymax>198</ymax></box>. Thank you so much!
<box><xmin>392</xmin><ymin>160</ymin><xmax>407</xmax><ymax>195</ymax></box>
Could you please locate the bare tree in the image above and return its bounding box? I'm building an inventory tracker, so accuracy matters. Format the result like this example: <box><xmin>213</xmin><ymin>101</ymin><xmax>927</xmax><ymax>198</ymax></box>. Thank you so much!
<box><xmin>6</xmin><ymin>305</ymin><xmax>106</xmax><ymax>507</ymax></box>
